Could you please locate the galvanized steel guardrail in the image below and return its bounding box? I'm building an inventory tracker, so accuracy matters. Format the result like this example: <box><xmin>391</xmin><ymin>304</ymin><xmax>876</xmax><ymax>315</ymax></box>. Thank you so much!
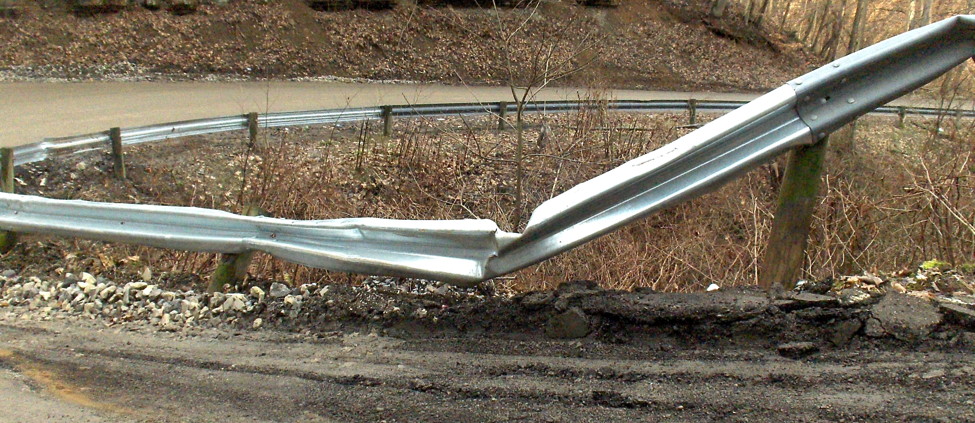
<box><xmin>1</xmin><ymin>15</ymin><xmax>974</xmax><ymax>286</ymax></box>
<box><xmin>11</xmin><ymin>100</ymin><xmax>970</xmax><ymax>166</ymax></box>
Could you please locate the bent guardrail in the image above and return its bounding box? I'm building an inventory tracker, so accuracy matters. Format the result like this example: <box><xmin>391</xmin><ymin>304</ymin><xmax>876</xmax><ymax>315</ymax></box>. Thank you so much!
<box><xmin>1</xmin><ymin>16</ymin><xmax>974</xmax><ymax>286</ymax></box>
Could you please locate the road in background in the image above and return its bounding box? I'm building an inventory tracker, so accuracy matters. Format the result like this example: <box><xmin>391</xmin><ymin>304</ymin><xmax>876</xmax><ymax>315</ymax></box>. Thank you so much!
<box><xmin>0</xmin><ymin>81</ymin><xmax>760</xmax><ymax>148</ymax></box>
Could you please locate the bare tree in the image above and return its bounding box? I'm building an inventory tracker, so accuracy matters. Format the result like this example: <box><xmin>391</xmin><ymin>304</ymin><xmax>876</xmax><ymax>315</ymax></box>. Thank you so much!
<box><xmin>493</xmin><ymin>0</ymin><xmax>599</xmax><ymax>229</ymax></box>
<box><xmin>846</xmin><ymin>0</ymin><xmax>868</xmax><ymax>53</ymax></box>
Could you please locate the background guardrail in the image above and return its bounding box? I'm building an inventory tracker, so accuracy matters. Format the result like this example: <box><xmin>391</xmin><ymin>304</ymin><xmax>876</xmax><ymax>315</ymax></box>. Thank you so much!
<box><xmin>10</xmin><ymin>99</ymin><xmax>972</xmax><ymax>166</ymax></box>
<box><xmin>2</xmin><ymin>15</ymin><xmax>975</xmax><ymax>288</ymax></box>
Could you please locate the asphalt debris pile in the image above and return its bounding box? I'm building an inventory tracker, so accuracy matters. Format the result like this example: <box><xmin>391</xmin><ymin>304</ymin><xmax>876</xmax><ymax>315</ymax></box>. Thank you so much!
<box><xmin>2</xmin><ymin>264</ymin><xmax>974</xmax><ymax>354</ymax></box>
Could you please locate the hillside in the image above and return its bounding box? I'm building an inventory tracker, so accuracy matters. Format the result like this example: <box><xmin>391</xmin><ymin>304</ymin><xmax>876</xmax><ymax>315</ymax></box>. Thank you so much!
<box><xmin>0</xmin><ymin>0</ymin><xmax>813</xmax><ymax>91</ymax></box>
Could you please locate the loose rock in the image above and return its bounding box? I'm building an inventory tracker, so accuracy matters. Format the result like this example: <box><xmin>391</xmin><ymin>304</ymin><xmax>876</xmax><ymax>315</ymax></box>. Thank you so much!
<box><xmin>545</xmin><ymin>307</ymin><xmax>590</xmax><ymax>339</ymax></box>
<box><xmin>777</xmin><ymin>342</ymin><xmax>819</xmax><ymax>359</ymax></box>
<box><xmin>270</xmin><ymin>282</ymin><xmax>291</xmax><ymax>298</ymax></box>
<box><xmin>866</xmin><ymin>292</ymin><xmax>942</xmax><ymax>342</ymax></box>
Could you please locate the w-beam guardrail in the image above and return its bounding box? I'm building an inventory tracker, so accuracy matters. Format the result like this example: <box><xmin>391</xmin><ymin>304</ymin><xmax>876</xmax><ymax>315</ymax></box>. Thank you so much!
<box><xmin>1</xmin><ymin>16</ymin><xmax>974</xmax><ymax>286</ymax></box>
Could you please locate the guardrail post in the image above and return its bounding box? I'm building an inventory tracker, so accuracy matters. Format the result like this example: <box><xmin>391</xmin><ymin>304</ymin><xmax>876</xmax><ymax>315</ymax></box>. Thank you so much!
<box><xmin>109</xmin><ymin>127</ymin><xmax>126</xmax><ymax>180</ymax></box>
<box><xmin>688</xmin><ymin>99</ymin><xmax>698</xmax><ymax>125</ymax></box>
<box><xmin>208</xmin><ymin>204</ymin><xmax>267</xmax><ymax>293</ymax></box>
<box><xmin>381</xmin><ymin>105</ymin><xmax>393</xmax><ymax>138</ymax></box>
<box><xmin>0</xmin><ymin>148</ymin><xmax>16</xmax><ymax>253</ymax></box>
<box><xmin>758</xmin><ymin>135</ymin><xmax>829</xmax><ymax>293</ymax></box>
<box><xmin>897</xmin><ymin>106</ymin><xmax>907</xmax><ymax>129</ymax></box>
<box><xmin>498</xmin><ymin>101</ymin><xmax>508</xmax><ymax>131</ymax></box>
<box><xmin>247</xmin><ymin>112</ymin><xmax>259</xmax><ymax>149</ymax></box>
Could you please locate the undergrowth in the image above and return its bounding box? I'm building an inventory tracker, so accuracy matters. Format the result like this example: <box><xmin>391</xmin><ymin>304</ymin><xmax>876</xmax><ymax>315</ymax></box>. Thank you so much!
<box><xmin>9</xmin><ymin>92</ymin><xmax>975</xmax><ymax>293</ymax></box>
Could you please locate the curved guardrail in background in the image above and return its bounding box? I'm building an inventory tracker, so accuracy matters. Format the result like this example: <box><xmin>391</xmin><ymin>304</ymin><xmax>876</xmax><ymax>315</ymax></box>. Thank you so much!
<box><xmin>10</xmin><ymin>99</ymin><xmax>968</xmax><ymax>166</ymax></box>
<box><xmin>1</xmin><ymin>15</ymin><xmax>974</xmax><ymax>286</ymax></box>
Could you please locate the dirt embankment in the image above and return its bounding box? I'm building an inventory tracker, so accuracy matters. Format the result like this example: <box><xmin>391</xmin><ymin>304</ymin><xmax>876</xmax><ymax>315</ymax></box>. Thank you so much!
<box><xmin>0</xmin><ymin>0</ymin><xmax>812</xmax><ymax>90</ymax></box>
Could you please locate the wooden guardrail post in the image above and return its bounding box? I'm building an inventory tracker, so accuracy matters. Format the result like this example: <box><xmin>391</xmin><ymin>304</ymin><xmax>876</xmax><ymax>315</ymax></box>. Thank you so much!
<box><xmin>381</xmin><ymin>105</ymin><xmax>393</xmax><ymax>138</ymax></box>
<box><xmin>758</xmin><ymin>135</ymin><xmax>829</xmax><ymax>292</ymax></box>
<box><xmin>208</xmin><ymin>204</ymin><xmax>267</xmax><ymax>293</ymax></box>
<box><xmin>0</xmin><ymin>148</ymin><xmax>16</xmax><ymax>253</ymax></box>
<box><xmin>109</xmin><ymin>127</ymin><xmax>126</xmax><ymax>180</ymax></box>
<box><xmin>498</xmin><ymin>101</ymin><xmax>508</xmax><ymax>131</ymax></box>
<box><xmin>247</xmin><ymin>112</ymin><xmax>259</xmax><ymax>149</ymax></box>
<box><xmin>897</xmin><ymin>106</ymin><xmax>907</xmax><ymax>129</ymax></box>
<box><xmin>688</xmin><ymin>99</ymin><xmax>698</xmax><ymax>125</ymax></box>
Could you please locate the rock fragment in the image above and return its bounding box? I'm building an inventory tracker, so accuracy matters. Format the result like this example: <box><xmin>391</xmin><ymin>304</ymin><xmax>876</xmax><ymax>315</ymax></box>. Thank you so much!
<box><xmin>545</xmin><ymin>307</ymin><xmax>590</xmax><ymax>339</ymax></box>
<box><xmin>866</xmin><ymin>292</ymin><xmax>942</xmax><ymax>342</ymax></box>
<box><xmin>270</xmin><ymin>282</ymin><xmax>291</xmax><ymax>298</ymax></box>
<box><xmin>938</xmin><ymin>303</ymin><xmax>975</xmax><ymax>330</ymax></box>
<box><xmin>827</xmin><ymin>319</ymin><xmax>863</xmax><ymax>347</ymax></box>
<box><xmin>776</xmin><ymin>342</ymin><xmax>819</xmax><ymax>359</ymax></box>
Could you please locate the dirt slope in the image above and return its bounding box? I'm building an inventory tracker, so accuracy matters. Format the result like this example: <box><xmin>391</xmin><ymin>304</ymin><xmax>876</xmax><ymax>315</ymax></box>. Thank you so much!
<box><xmin>0</xmin><ymin>0</ymin><xmax>812</xmax><ymax>91</ymax></box>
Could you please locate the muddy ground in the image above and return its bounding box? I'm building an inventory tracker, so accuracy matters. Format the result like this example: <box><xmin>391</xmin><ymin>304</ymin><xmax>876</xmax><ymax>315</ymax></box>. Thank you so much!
<box><xmin>1</xmin><ymin>273</ymin><xmax>975</xmax><ymax>422</ymax></box>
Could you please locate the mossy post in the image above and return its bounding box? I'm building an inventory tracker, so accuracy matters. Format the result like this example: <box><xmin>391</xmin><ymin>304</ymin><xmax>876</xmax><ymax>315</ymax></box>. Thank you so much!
<box><xmin>498</xmin><ymin>101</ymin><xmax>508</xmax><ymax>131</ymax></box>
<box><xmin>381</xmin><ymin>105</ymin><xmax>393</xmax><ymax>138</ymax></box>
<box><xmin>897</xmin><ymin>106</ymin><xmax>907</xmax><ymax>129</ymax></box>
<box><xmin>109</xmin><ymin>127</ymin><xmax>125</xmax><ymax>180</ymax></box>
<box><xmin>0</xmin><ymin>147</ymin><xmax>16</xmax><ymax>253</ymax></box>
<box><xmin>688</xmin><ymin>98</ymin><xmax>697</xmax><ymax>125</ymax></box>
<box><xmin>208</xmin><ymin>204</ymin><xmax>267</xmax><ymax>293</ymax></box>
<box><xmin>247</xmin><ymin>112</ymin><xmax>259</xmax><ymax>149</ymax></box>
<box><xmin>758</xmin><ymin>136</ymin><xmax>829</xmax><ymax>292</ymax></box>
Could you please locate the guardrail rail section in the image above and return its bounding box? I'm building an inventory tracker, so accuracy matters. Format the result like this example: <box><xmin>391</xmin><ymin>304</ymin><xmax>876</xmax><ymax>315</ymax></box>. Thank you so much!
<box><xmin>1</xmin><ymin>16</ymin><xmax>974</xmax><ymax>286</ymax></box>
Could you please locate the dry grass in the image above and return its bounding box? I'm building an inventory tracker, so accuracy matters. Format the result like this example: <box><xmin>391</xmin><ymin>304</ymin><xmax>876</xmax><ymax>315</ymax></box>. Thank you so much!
<box><xmin>10</xmin><ymin>91</ymin><xmax>975</xmax><ymax>293</ymax></box>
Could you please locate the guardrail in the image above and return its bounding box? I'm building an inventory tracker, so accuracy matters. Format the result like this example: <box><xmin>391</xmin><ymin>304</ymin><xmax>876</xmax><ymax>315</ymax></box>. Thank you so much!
<box><xmin>1</xmin><ymin>15</ymin><xmax>974</xmax><ymax>287</ymax></box>
<box><xmin>9</xmin><ymin>99</ymin><xmax>970</xmax><ymax>166</ymax></box>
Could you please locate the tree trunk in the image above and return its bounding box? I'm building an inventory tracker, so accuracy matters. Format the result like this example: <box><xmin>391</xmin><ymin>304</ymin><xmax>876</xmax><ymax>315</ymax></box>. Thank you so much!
<box><xmin>908</xmin><ymin>0</ymin><xmax>918</xmax><ymax>30</ymax></box>
<box><xmin>919</xmin><ymin>0</ymin><xmax>932</xmax><ymax>27</ymax></box>
<box><xmin>824</xmin><ymin>0</ymin><xmax>847</xmax><ymax>60</ymax></box>
<box><xmin>779</xmin><ymin>0</ymin><xmax>794</xmax><ymax>31</ymax></box>
<box><xmin>514</xmin><ymin>103</ymin><xmax>525</xmax><ymax>229</ymax></box>
<box><xmin>811</xmin><ymin>0</ymin><xmax>833</xmax><ymax>51</ymax></box>
<box><xmin>846</xmin><ymin>0</ymin><xmax>868</xmax><ymax>54</ymax></box>
<box><xmin>709</xmin><ymin>0</ymin><xmax>730</xmax><ymax>18</ymax></box>
<box><xmin>801</xmin><ymin>4</ymin><xmax>818</xmax><ymax>44</ymax></box>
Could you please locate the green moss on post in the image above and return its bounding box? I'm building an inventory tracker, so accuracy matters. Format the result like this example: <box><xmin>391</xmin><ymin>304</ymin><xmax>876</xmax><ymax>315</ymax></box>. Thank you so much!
<box><xmin>758</xmin><ymin>136</ymin><xmax>829</xmax><ymax>292</ymax></box>
<box><xmin>110</xmin><ymin>127</ymin><xmax>126</xmax><ymax>180</ymax></box>
<box><xmin>207</xmin><ymin>204</ymin><xmax>267</xmax><ymax>293</ymax></box>
<box><xmin>498</xmin><ymin>101</ymin><xmax>508</xmax><ymax>131</ymax></box>
<box><xmin>381</xmin><ymin>105</ymin><xmax>393</xmax><ymax>138</ymax></box>
<box><xmin>0</xmin><ymin>147</ymin><xmax>16</xmax><ymax>253</ymax></box>
<box><xmin>247</xmin><ymin>112</ymin><xmax>259</xmax><ymax>149</ymax></box>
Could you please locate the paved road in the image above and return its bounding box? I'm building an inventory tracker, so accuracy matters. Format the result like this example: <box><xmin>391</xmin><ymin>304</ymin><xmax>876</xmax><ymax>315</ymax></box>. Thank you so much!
<box><xmin>0</xmin><ymin>81</ymin><xmax>760</xmax><ymax>148</ymax></box>
<box><xmin>2</xmin><ymin>313</ymin><xmax>973</xmax><ymax>423</ymax></box>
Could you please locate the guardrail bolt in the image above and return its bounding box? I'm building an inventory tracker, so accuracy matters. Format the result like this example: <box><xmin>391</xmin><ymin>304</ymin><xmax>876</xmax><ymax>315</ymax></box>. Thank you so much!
<box><xmin>758</xmin><ymin>135</ymin><xmax>829</xmax><ymax>293</ymax></box>
<box><xmin>0</xmin><ymin>148</ymin><xmax>16</xmax><ymax>253</ymax></box>
<box><xmin>247</xmin><ymin>112</ymin><xmax>259</xmax><ymax>150</ymax></box>
<box><xmin>109</xmin><ymin>127</ymin><xmax>126</xmax><ymax>180</ymax></box>
<box><xmin>498</xmin><ymin>101</ymin><xmax>508</xmax><ymax>131</ymax></box>
<box><xmin>688</xmin><ymin>99</ymin><xmax>698</xmax><ymax>125</ymax></box>
<box><xmin>208</xmin><ymin>204</ymin><xmax>268</xmax><ymax>293</ymax></box>
<box><xmin>381</xmin><ymin>105</ymin><xmax>393</xmax><ymax>138</ymax></box>
<box><xmin>897</xmin><ymin>106</ymin><xmax>907</xmax><ymax>129</ymax></box>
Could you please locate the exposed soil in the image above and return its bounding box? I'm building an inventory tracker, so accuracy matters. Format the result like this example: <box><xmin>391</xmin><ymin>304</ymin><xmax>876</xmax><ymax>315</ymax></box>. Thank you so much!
<box><xmin>0</xmin><ymin>0</ymin><xmax>813</xmax><ymax>91</ymax></box>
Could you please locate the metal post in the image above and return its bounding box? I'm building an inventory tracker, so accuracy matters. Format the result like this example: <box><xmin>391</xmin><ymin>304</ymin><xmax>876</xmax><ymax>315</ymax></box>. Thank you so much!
<box><xmin>688</xmin><ymin>99</ymin><xmax>698</xmax><ymax>125</ymax></box>
<box><xmin>381</xmin><ymin>105</ymin><xmax>393</xmax><ymax>138</ymax></box>
<box><xmin>247</xmin><ymin>112</ymin><xmax>259</xmax><ymax>148</ymax></box>
<box><xmin>498</xmin><ymin>101</ymin><xmax>508</xmax><ymax>131</ymax></box>
<box><xmin>897</xmin><ymin>106</ymin><xmax>907</xmax><ymax>129</ymax></box>
<box><xmin>0</xmin><ymin>148</ymin><xmax>16</xmax><ymax>253</ymax></box>
<box><xmin>758</xmin><ymin>135</ymin><xmax>829</xmax><ymax>292</ymax></box>
<box><xmin>208</xmin><ymin>204</ymin><xmax>267</xmax><ymax>293</ymax></box>
<box><xmin>109</xmin><ymin>127</ymin><xmax>125</xmax><ymax>180</ymax></box>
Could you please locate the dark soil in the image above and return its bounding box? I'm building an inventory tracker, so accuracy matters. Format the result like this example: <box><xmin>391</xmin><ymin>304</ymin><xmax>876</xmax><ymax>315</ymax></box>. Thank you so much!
<box><xmin>0</xmin><ymin>0</ymin><xmax>814</xmax><ymax>91</ymax></box>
